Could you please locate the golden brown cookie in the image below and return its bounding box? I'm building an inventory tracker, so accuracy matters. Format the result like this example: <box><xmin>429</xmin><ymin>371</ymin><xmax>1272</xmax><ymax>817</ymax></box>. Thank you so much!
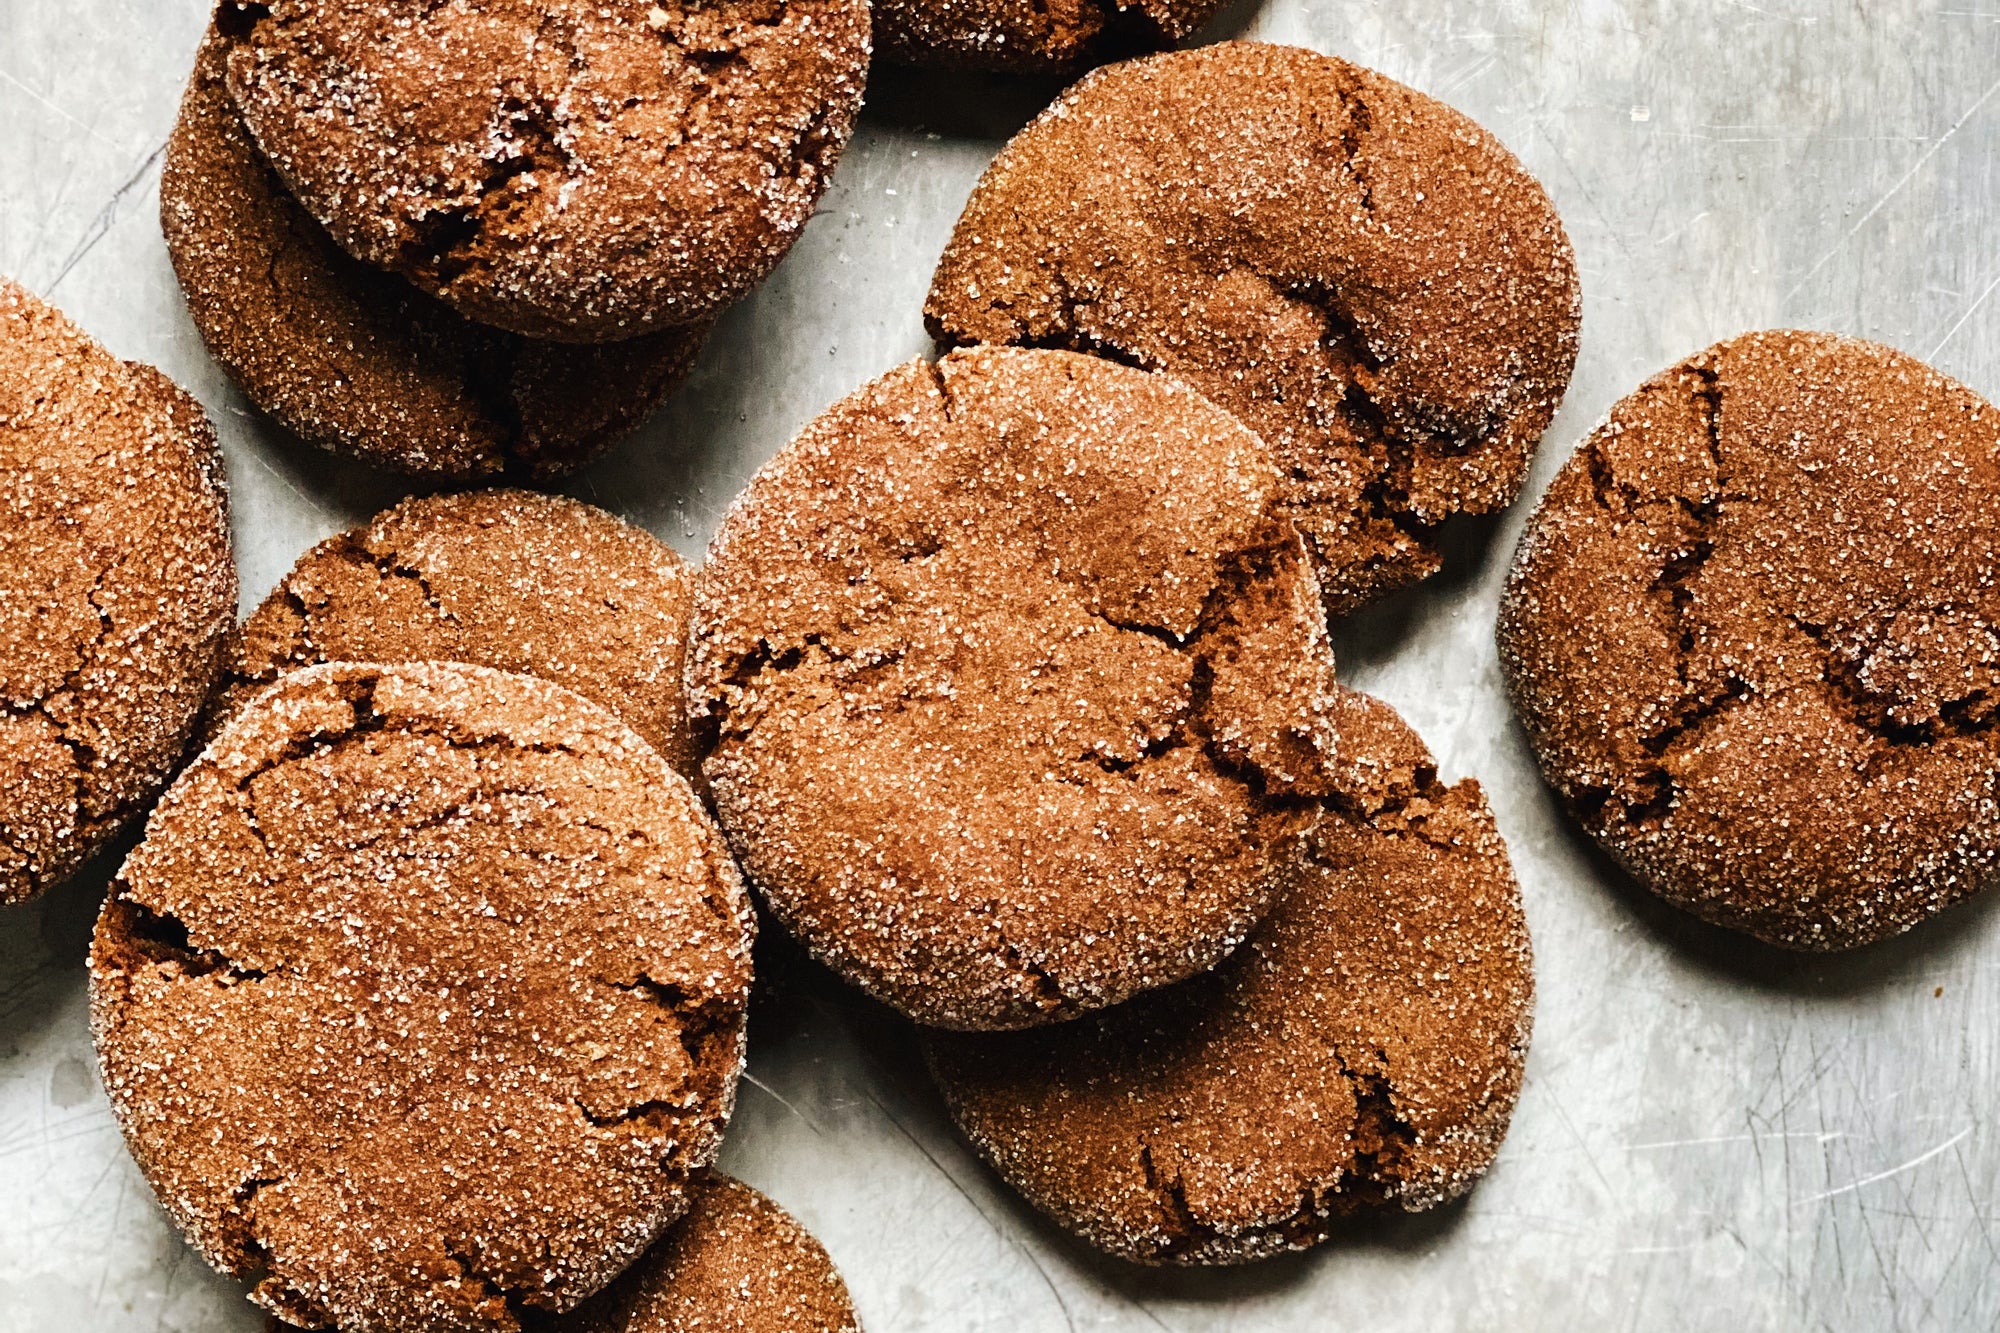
<box><xmin>874</xmin><ymin>0</ymin><xmax>1221</xmax><ymax>72</ymax></box>
<box><xmin>163</xmin><ymin>28</ymin><xmax>709</xmax><ymax>480</ymax></box>
<box><xmin>211</xmin><ymin>490</ymin><xmax>699</xmax><ymax>782</ymax></box>
<box><xmin>90</xmin><ymin>662</ymin><xmax>755</xmax><ymax>1333</ymax></box>
<box><xmin>0</xmin><ymin>280</ymin><xmax>236</xmax><ymax>905</ymax></box>
<box><xmin>927</xmin><ymin>42</ymin><xmax>1581</xmax><ymax>618</ymax></box>
<box><xmin>687</xmin><ymin>346</ymin><xmax>1356</xmax><ymax>1030</ymax></box>
<box><xmin>267</xmin><ymin>1176</ymin><xmax>860</xmax><ymax>1333</ymax></box>
<box><xmin>926</xmin><ymin>693</ymin><xmax>1534</xmax><ymax>1264</ymax></box>
<box><xmin>1501</xmin><ymin>331</ymin><xmax>2000</xmax><ymax>950</ymax></box>
<box><xmin>219</xmin><ymin>0</ymin><xmax>871</xmax><ymax>341</ymax></box>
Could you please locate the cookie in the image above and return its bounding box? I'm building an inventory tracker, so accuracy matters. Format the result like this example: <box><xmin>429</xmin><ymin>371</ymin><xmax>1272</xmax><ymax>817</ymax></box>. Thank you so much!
<box><xmin>90</xmin><ymin>662</ymin><xmax>755</xmax><ymax>1332</ymax></box>
<box><xmin>162</xmin><ymin>28</ymin><xmax>710</xmax><ymax>481</ymax></box>
<box><xmin>565</xmin><ymin>1176</ymin><xmax>860</xmax><ymax>1333</ymax></box>
<box><xmin>926</xmin><ymin>42</ymin><xmax>1581</xmax><ymax>618</ymax></box>
<box><xmin>874</xmin><ymin>0</ymin><xmax>1221</xmax><ymax>72</ymax></box>
<box><xmin>212</xmin><ymin>490</ymin><xmax>700</xmax><ymax>782</ymax></box>
<box><xmin>218</xmin><ymin>0</ymin><xmax>872</xmax><ymax>342</ymax></box>
<box><xmin>267</xmin><ymin>1176</ymin><xmax>859</xmax><ymax>1333</ymax></box>
<box><xmin>0</xmin><ymin>280</ymin><xmax>236</xmax><ymax>905</ymax></box>
<box><xmin>925</xmin><ymin>692</ymin><xmax>1534</xmax><ymax>1264</ymax></box>
<box><xmin>1500</xmin><ymin>331</ymin><xmax>2000</xmax><ymax>950</ymax></box>
<box><xmin>687</xmin><ymin>346</ymin><xmax>1356</xmax><ymax>1030</ymax></box>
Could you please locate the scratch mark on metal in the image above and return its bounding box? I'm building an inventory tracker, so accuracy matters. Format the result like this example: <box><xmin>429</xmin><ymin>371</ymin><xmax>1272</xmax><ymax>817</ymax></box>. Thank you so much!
<box><xmin>1791</xmin><ymin>1128</ymin><xmax>1973</xmax><ymax>1207</ymax></box>
<box><xmin>1785</xmin><ymin>73</ymin><xmax>2000</xmax><ymax>301</ymax></box>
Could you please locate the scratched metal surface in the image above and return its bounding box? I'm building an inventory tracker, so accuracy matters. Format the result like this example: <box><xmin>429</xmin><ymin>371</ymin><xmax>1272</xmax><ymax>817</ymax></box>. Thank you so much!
<box><xmin>4</xmin><ymin>1</ymin><xmax>2000</xmax><ymax>1329</ymax></box>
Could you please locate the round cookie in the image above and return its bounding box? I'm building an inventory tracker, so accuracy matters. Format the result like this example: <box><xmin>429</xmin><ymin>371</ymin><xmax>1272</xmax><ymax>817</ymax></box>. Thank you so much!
<box><xmin>90</xmin><ymin>662</ymin><xmax>755</xmax><ymax>1332</ymax></box>
<box><xmin>1500</xmin><ymin>331</ymin><xmax>2000</xmax><ymax>950</ymax></box>
<box><xmin>566</xmin><ymin>1176</ymin><xmax>860</xmax><ymax>1333</ymax></box>
<box><xmin>212</xmin><ymin>490</ymin><xmax>700</xmax><ymax>782</ymax></box>
<box><xmin>1</xmin><ymin>280</ymin><xmax>236</xmax><ymax>905</ymax></box>
<box><xmin>163</xmin><ymin>28</ymin><xmax>710</xmax><ymax>481</ymax></box>
<box><xmin>874</xmin><ymin>0</ymin><xmax>1222</xmax><ymax>72</ymax></box>
<box><xmin>218</xmin><ymin>0</ymin><xmax>871</xmax><ymax>342</ymax></box>
<box><xmin>268</xmin><ymin>1176</ymin><xmax>860</xmax><ymax>1333</ymax></box>
<box><xmin>925</xmin><ymin>692</ymin><xmax>1534</xmax><ymax>1264</ymax></box>
<box><xmin>926</xmin><ymin>42</ymin><xmax>1581</xmax><ymax>619</ymax></box>
<box><xmin>687</xmin><ymin>345</ymin><xmax>1357</xmax><ymax>1031</ymax></box>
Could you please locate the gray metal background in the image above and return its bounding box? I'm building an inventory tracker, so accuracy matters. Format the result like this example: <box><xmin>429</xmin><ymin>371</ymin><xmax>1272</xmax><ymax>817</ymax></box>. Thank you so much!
<box><xmin>4</xmin><ymin>2</ymin><xmax>1999</xmax><ymax>1329</ymax></box>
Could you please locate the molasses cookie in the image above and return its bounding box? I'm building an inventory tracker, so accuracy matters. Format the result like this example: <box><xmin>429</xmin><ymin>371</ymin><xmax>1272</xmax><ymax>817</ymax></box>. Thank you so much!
<box><xmin>218</xmin><ymin>0</ymin><xmax>871</xmax><ymax>342</ymax></box>
<box><xmin>1501</xmin><ymin>332</ymin><xmax>2000</xmax><ymax>950</ymax></box>
<box><xmin>1</xmin><ymin>280</ymin><xmax>236</xmax><ymax>905</ymax></box>
<box><xmin>268</xmin><ymin>1176</ymin><xmax>859</xmax><ymax>1333</ymax></box>
<box><xmin>163</xmin><ymin>29</ymin><xmax>709</xmax><ymax>480</ymax></box>
<box><xmin>212</xmin><ymin>490</ymin><xmax>700</xmax><ymax>782</ymax></box>
<box><xmin>874</xmin><ymin>0</ymin><xmax>1220</xmax><ymax>72</ymax></box>
<box><xmin>91</xmin><ymin>662</ymin><xmax>755</xmax><ymax>1332</ymax></box>
<box><xmin>688</xmin><ymin>346</ymin><xmax>1357</xmax><ymax>1030</ymax></box>
<box><xmin>925</xmin><ymin>692</ymin><xmax>1534</xmax><ymax>1264</ymax></box>
<box><xmin>926</xmin><ymin>42</ymin><xmax>1581</xmax><ymax>618</ymax></box>
<box><xmin>566</xmin><ymin>1176</ymin><xmax>860</xmax><ymax>1333</ymax></box>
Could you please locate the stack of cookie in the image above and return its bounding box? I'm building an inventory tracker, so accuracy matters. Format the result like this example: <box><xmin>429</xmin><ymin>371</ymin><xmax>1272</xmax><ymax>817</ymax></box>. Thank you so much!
<box><xmin>685</xmin><ymin>41</ymin><xmax>1582</xmax><ymax>1262</ymax></box>
<box><xmin>161</xmin><ymin>2</ymin><xmax>872</xmax><ymax>480</ymax></box>
<box><xmin>87</xmin><ymin>489</ymin><xmax>865</xmax><ymax>1332</ymax></box>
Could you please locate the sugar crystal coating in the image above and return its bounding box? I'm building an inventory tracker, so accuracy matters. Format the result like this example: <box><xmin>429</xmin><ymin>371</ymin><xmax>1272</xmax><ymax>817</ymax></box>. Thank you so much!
<box><xmin>927</xmin><ymin>693</ymin><xmax>1533</xmax><ymax>1264</ymax></box>
<box><xmin>221</xmin><ymin>0</ymin><xmax>871</xmax><ymax>341</ymax></box>
<box><xmin>928</xmin><ymin>42</ymin><xmax>1581</xmax><ymax>618</ymax></box>
<box><xmin>213</xmin><ymin>490</ymin><xmax>701</xmax><ymax>783</ymax></box>
<box><xmin>687</xmin><ymin>346</ymin><xmax>1360</xmax><ymax>1030</ymax></box>
<box><xmin>1500</xmin><ymin>330</ymin><xmax>2000</xmax><ymax>949</ymax></box>
<box><xmin>91</xmin><ymin>662</ymin><xmax>755</xmax><ymax>1333</ymax></box>
<box><xmin>0</xmin><ymin>279</ymin><xmax>236</xmax><ymax>904</ymax></box>
<box><xmin>163</xmin><ymin>27</ymin><xmax>709</xmax><ymax>480</ymax></box>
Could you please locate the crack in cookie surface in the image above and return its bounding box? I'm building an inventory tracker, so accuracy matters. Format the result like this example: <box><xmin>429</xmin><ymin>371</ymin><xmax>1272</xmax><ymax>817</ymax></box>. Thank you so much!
<box><xmin>1500</xmin><ymin>330</ymin><xmax>2000</xmax><ymax>948</ymax></box>
<box><xmin>221</xmin><ymin>0</ymin><xmax>870</xmax><ymax>339</ymax></box>
<box><xmin>90</xmin><ymin>663</ymin><xmax>753</xmax><ymax>1333</ymax></box>
<box><xmin>688</xmin><ymin>347</ymin><xmax>1349</xmax><ymax>1029</ymax></box>
<box><xmin>1</xmin><ymin>284</ymin><xmax>235</xmax><ymax>903</ymax></box>
<box><xmin>923</xmin><ymin>694</ymin><xmax>1534</xmax><ymax>1265</ymax></box>
<box><xmin>164</xmin><ymin>29</ymin><xmax>707</xmax><ymax>480</ymax></box>
<box><xmin>925</xmin><ymin>42</ymin><xmax>1580</xmax><ymax>619</ymax></box>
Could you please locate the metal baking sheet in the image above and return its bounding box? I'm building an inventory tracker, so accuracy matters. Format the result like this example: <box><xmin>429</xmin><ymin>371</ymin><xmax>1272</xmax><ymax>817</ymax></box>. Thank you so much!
<box><xmin>5</xmin><ymin>2</ymin><xmax>1999</xmax><ymax>1328</ymax></box>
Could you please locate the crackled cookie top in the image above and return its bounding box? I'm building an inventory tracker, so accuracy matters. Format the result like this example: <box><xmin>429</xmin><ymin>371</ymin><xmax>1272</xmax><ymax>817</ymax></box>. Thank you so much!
<box><xmin>164</xmin><ymin>28</ymin><xmax>708</xmax><ymax>480</ymax></box>
<box><xmin>688</xmin><ymin>347</ymin><xmax>1353</xmax><ymax>1030</ymax></box>
<box><xmin>927</xmin><ymin>42</ymin><xmax>1580</xmax><ymax>617</ymax></box>
<box><xmin>91</xmin><ymin>663</ymin><xmax>754</xmax><ymax>1333</ymax></box>
<box><xmin>875</xmin><ymin>0</ymin><xmax>1222</xmax><ymax>73</ymax></box>
<box><xmin>1</xmin><ymin>280</ymin><xmax>236</xmax><ymax>904</ymax></box>
<box><xmin>1500</xmin><ymin>331</ymin><xmax>2000</xmax><ymax>949</ymax></box>
<box><xmin>213</xmin><ymin>490</ymin><xmax>701</xmax><ymax>783</ymax></box>
<box><xmin>220</xmin><ymin>0</ymin><xmax>870</xmax><ymax>341</ymax></box>
<box><xmin>926</xmin><ymin>693</ymin><xmax>1534</xmax><ymax>1264</ymax></box>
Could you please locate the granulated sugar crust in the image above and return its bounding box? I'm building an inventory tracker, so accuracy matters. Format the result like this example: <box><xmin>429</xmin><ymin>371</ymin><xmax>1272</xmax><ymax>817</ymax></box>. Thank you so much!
<box><xmin>163</xmin><ymin>28</ymin><xmax>708</xmax><ymax>481</ymax></box>
<box><xmin>212</xmin><ymin>490</ymin><xmax>702</xmax><ymax>783</ymax></box>
<box><xmin>220</xmin><ymin>0</ymin><xmax>871</xmax><ymax>341</ymax></box>
<box><xmin>563</xmin><ymin>1175</ymin><xmax>861</xmax><ymax>1333</ymax></box>
<box><xmin>874</xmin><ymin>0</ymin><xmax>1222</xmax><ymax>73</ymax></box>
<box><xmin>90</xmin><ymin>662</ymin><xmax>755</xmax><ymax>1333</ymax></box>
<box><xmin>1500</xmin><ymin>330</ymin><xmax>2000</xmax><ymax>949</ymax></box>
<box><xmin>0</xmin><ymin>279</ymin><xmax>236</xmax><ymax>904</ymax></box>
<box><xmin>687</xmin><ymin>346</ymin><xmax>1361</xmax><ymax>1030</ymax></box>
<box><xmin>267</xmin><ymin>1175</ymin><xmax>860</xmax><ymax>1333</ymax></box>
<box><xmin>927</xmin><ymin>41</ymin><xmax>1581</xmax><ymax>618</ymax></box>
<box><xmin>926</xmin><ymin>692</ymin><xmax>1534</xmax><ymax>1264</ymax></box>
